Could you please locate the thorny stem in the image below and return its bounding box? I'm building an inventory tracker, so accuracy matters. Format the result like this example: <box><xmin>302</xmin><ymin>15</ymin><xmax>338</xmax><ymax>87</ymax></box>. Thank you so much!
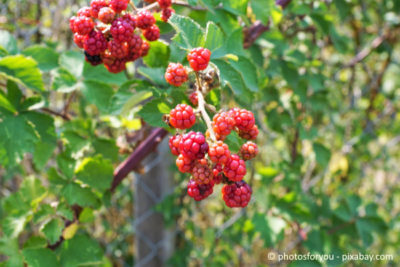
<box><xmin>195</xmin><ymin>72</ymin><xmax>216</xmax><ymax>142</ymax></box>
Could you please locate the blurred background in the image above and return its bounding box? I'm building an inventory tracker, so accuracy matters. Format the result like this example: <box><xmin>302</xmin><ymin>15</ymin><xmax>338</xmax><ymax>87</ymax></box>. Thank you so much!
<box><xmin>0</xmin><ymin>0</ymin><xmax>400</xmax><ymax>266</ymax></box>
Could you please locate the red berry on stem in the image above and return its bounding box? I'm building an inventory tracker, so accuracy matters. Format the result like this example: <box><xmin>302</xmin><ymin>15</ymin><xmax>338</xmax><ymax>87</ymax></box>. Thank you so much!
<box><xmin>71</xmin><ymin>16</ymin><xmax>95</xmax><ymax>35</ymax></box>
<box><xmin>140</xmin><ymin>41</ymin><xmax>150</xmax><ymax>57</ymax></box>
<box><xmin>223</xmin><ymin>154</ymin><xmax>246</xmax><ymax>182</ymax></box>
<box><xmin>111</xmin><ymin>17</ymin><xmax>134</xmax><ymax>43</ymax></box>
<box><xmin>143</xmin><ymin>25</ymin><xmax>160</xmax><ymax>42</ymax></box>
<box><xmin>208</xmin><ymin>141</ymin><xmax>230</xmax><ymax>165</ymax></box>
<box><xmin>212</xmin><ymin>164</ymin><xmax>224</xmax><ymax>184</ymax></box>
<box><xmin>187</xmin><ymin>179</ymin><xmax>214</xmax><ymax>201</ymax></box>
<box><xmin>238</xmin><ymin>125</ymin><xmax>259</xmax><ymax>140</ymax></box>
<box><xmin>179</xmin><ymin>131</ymin><xmax>209</xmax><ymax>160</ymax></box>
<box><xmin>104</xmin><ymin>58</ymin><xmax>126</xmax><ymax>73</ymax></box>
<box><xmin>192</xmin><ymin>159</ymin><xmax>214</xmax><ymax>185</ymax></box>
<box><xmin>169</xmin><ymin>104</ymin><xmax>196</xmax><ymax>129</ymax></box>
<box><xmin>165</xmin><ymin>63</ymin><xmax>188</xmax><ymax>86</ymax></box>
<box><xmin>110</xmin><ymin>0</ymin><xmax>129</xmax><ymax>13</ymax></box>
<box><xmin>84</xmin><ymin>51</ymin><xmax>103</xmax><ymax>66</ymax></box>
<box><xmin>108</xmin><ymin>40</ymin><xmax>129</xmax><ymax>59</ymax></box>
<box><xmin>90</xmin><ymin>0</ymin><xmax>109</xmax><ymax>18</ymax></box>
<box><xmin>189</xmin><ymin>92</ymin><xmax>198</xmax><ymax>106</ymax></box>
<box><xmin>176</xmin><ymin>154</ymin><xmax>194</xmax><ymax>173</ymax></box>
<box><xmin>77</xmin><ymin>7</ymin><xmax>92</xmax><ymax>17</ymax></box>
<box><xmin>169</xmin><ymin>134</ymin><xmax>182</xmax><ymax>156</ymax></box>
<box><xmin>212</xmin><ymin>111</ymin><xmax>236</xmax><ymax>136</ymax></box>
<box><xmin>126</xmin><ymin>34</ymin><xmax>143</xmax><ymax>61</ymax></box>
<box><xmin>221</xmin><ymin>181</ymin><xmax>252</xmax><ymax>208</ymax></box>
<box><xmin>136</xmin><ymin>10</ymin><xmax>155</xmax><ymax>29</ymax></box>
<box><xmin>187</xmin><ymin>47</ymin><xmax>211</xmax><ymax>71</ymax></box>
<box><xmin>98</xmin><ymin>7</ymin><xmax>115</xmax><ymax>24</ymax></box>
<box><xmin>73</xmin><ymin>33</ymin><xmax>85</xmax><ymax>48</ymax></box>
<box><xmin>83</xmin><ymin>30</ymin><xmax>107</xmax><ymax>56</ymax></box>
<box><xmin>157</xmin><ymin>0</ymin><xmax>171</xmax><ymax>9</ymax></box>
<box><xmin>239</xmin><ymin>141</ymin><xmax>259</xmax><ymax>161</ymax></box>
<box><xmin>229</xmin><ymin>108</ymin><xmax>255</xmax><ymax>131</ymax></box>
<box><xmin>161</xmin><ymin>7</ymin><xmax>174</xmax><ymax>22</ymax></box>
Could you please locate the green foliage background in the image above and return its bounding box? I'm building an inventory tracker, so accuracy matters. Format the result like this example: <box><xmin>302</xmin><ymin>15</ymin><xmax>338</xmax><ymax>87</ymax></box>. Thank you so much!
<box><xmin>0</xmin><ymin>0</ymin><xmax>400</xmax><ymax>266</ymax></box>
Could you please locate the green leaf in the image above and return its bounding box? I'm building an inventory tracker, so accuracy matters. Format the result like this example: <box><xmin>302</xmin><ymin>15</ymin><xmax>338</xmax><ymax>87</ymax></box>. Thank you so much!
<box><xmin>252</xmin><ymin>213</ymin><xmax>286</xmax><ymax>246</ymax></box>
<box><xmin>0</xmin><ymin>237</ymin><xmax>24</xmax><ymax>267</ymax></box>
<box><xmin>92</xmin><ymin>138</ymin><xmax>119</xmax><ymax>162</ymax></box>
<box><xmin>313</xmin><ymin>142</ymin><xmax>331</xmax><ymax>167</ymax></box>
<box><xmin>333</xmin><ymin>0</ymin><xmax>350</xmax><ymax>21</ymax></box>
<box><xmin>60</xmin><ymin>234</ymin><xmax>103</xmax><ymax>267</ymax></box>
<box><xmin>0</xmin><ymin>30</ymin><xmax>18</xmax><ymax>55</ymax></box>
<box><xmin>0</xmin><ymin>55</ymin><xmax>44</xmax><ymax>92</ymax></box>
<box><xmin>75</xmin><ymin>155</ymin><xmax>113</xmax><ymax>192</ymax></box>
<box><xmin>213</xmin><ymin>59</ymin><xmax>252</xmax><ymax>102</ymax></box>
<box><xmin>222</xmin><ymin>0</ymin><xmax>248</xmax><ymax>16</ymax></box>
<box><xmin>22</xmin><ymin>45</ymin><xmax>59</xmax><ymax>71</ymax></box>
<box><xmin>19</xmin><ymin>176</ymin><xmax>46</xmax><ymax>208</ymax></box>
<box><xmin>138</xmin><ymin>67</ymin><xmax>168</xmax><ymax>86</ymax></box>
<box><xmin>23</xmin><ymin>248</ymin><xmax>58</xmax><ymax>267</ymax></box>
<box><xmin>212</xmin><ymin>29</ymin><xmax>245</xmax><ymax>58</ymax></box>
<box><xmin>251</xmin><ymin>0</ymin><xmax>275</xmax><ymax>24</ymax></box>
<box><xmin>280</xmin><ymin>60</ymin><xmax>299</xmax><ymax>88</ymax></box>
<box><xmin>168</xmin><ymin>14</ymin><xmax>205</xmax><ymax>49</ymax></box>
<box><xmin>41</xmin><ymin>218</ymin><xmax>63</xmax><ymax>245</ymax></box>
<box><xmin>138</xmin><ymin>98</ymin><xmax>171</xmax><ymax>127</ymax></box>
<box><xmin>62</xmin><ymin>130</ymin><xmax>90</xmax><ymax>153</ymax></box>
<box><xmin>143</xmin><ymin>40</ymin><xmax>170</xmax><ymax>68</ymax></box>
<box><xmin>23</xmin><ymin>236</ymin><xmax>47</xmax><ymax>249</ymax></box>
<box><xmin>59</xmin><ymin>51</ymin><xmax>84</xmax><ymax>78</ymax></box>
<box><xmin>82</xmin><ymin>61</ymin><xmax>127</xmax><ymax>85</ymax></box>
<box><xmin>204</xmin><ymin>22</ymin><xmax>225</xmax><ymax>52</ymax></box>
<box><xmin>62</xmin><ymin>183</ymin><xmax>100</xmax><ymax>208</ymax></box>
<box><xmin>51</xmin><ymin>68</ymin><xmax>77</xmax><ymax>92</ymax></box>
<box><xmin>56</xmin><ymin>151</ymin><xmax>75</xmax><ymax>179</ymax></box>
<box><xmin>229</xmin><ymin>57</ymin><xmax>258</xmax><ymax>92</ymax></box>
<box><xmin>81</xmin><ymin>80</ymin><xmax>114</xmax><ymax>113</ymax></box>
<box><xmin>0</xmin><ymin>93</ymin><xmax>17</xmax><ymax>113</ymax></box>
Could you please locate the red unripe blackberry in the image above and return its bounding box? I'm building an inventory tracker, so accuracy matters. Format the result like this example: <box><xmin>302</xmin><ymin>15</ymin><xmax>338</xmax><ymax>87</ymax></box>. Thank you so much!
<box><xmin>110</xmin><ymin>0</ymin><xmax>129</xmax><ymax>13</ymax></box>
<box><xmin>212</xmin><ymin>164</ymin><xmax>224</xmax><ymax>184</ymax></box>
<box><xmin>192</xmin><ymin>159</ymin><xmax>214</xmax><ymax>185</ymax></box>
<box><xmin>77</xmin><ymin>7</ymin><xmax>92</xmax><ymax>17</ymax></box>
<box><xmin>83</xmin><ymin>30</ymin><xmax>107</xmax><ymax>56</ymax></box>
<box><xmin>98</xmin><ymin>7</ymin><xmax>115</xmax><ymax>24</ymax></box>
<box><xmin>221</xmin><ymin>181</ymin><xmax>252</xmax><ymax>208</ymax></box>
<box><xmin>161</xmin><ymin>7</ymin><xmax>174</xmax><ymax>22</ymax></box>
<box><xmin>157</xmin><ymin>0</ymin><xmax>172</xmax><ymax>9</ymax></box>
<box><xmin>187</xmin><ymin>47</ymin><xmax>211</xmax><ymax>71</ymax></box>
<box><xmin>187</xmin><ymin>179</ymin><xmax>214</xmax><ymax>201</ymax></box>
<box><xmin>136</xmin><ymin>10</ymin><xmax>155</xmax><ymax>29</ymax></box>
<box><xmin>111</xmin><ymin>17</ymin><xmax>134</xmax><ymax>43</ymax></box>
<box><xmin>229</xmin><ymin>108</ymin><xmax>255</xmax><ymax>131</ymax></box>
<box><xmin>84</xmin><ymin>51</ymin><xmax>103</xmax><ymax>66</ymax></box>
<box><xmin>238</xmin><ymin>125</ymin><xmax>259</xmax><ymax>140</ymax></box>
<box><xmin>208</xmin><ymin>141</ymin><xmax>230</xmax><ymax>165</ymax></box>
<box><xmin>70</xmin><ymin>16</ymin><xmax>95</xmax><ymax>35</ymax></box>
<box><xmin>169</xmin><ymin>104</ymin><xmax>196</xmax><ymax>129</ymax></box>
<box><xmin>165</xmin><ymin>63</ymin><xmax>188</xmax><ymax>86</ymax></box>
<box><xmin>176</xmin><ymin>154</ymin><xmax>193</xmax><ymax>173</ymax></box>
<box><xmin>140</xmin><ymin>41</ymin><xmax>150</xmax><ymax>57</ymax></box>
<box><xmin>126</xmin><ymin>34</ymin><xmax>143</xmax><ymax>57</ymax></box>
<box><xmin>108</xmin><ymin>40</ymin><xmax>129</xmax><ymax>59</ymax></box>
<box><xmin>104</xmin><ymin>58</ymin><xmax>126</xmax><ymax>73</ymax></box>
<box><xmin>122</xmin><ymin>13</ymin><xmax>136</xmax><ymax>28</ymax></box>
<box><xmin>168</xmin><ymin>134</ymin><xmax>182</xmax><ymax>156</ymax></box>
<box><xmin>223</xmin><ymin>154</ymin><xmax>246</xmax><ymax>182</ymax></box>
<box><xmin>189</xmin><ymin>91</ymin><xmax>198</xmax><ymax>106</ymax></box>
<box><xmin>179</xmin><ymin>131</ymin><xmax>209</xmax><ymax>160</ymax></box>
<box><xmin>101</xmin><ymin>50</ymin><xmax>115</xmax><ymax>66</ymax></box>
<box><xmin>90</xmin><ymin>0</ymin><xmax>109</xmax><ymax>18</ymax></box>
<box><xmin>239</xmin><ymin>142</ymin><xmax>258</xmax><ymax>161</ymax></box>
<box><xmin>212</xmin><ymin>111</ymin><xmax>235</xmax><ymax>136</ymax></box>
<box><xmin>73</xmin><ymin>33</ymin><xmax>85</xmax><ymax>48</ymax></box>
<box><xmin>143</xmin><ymin>25</ymin><xmax>160</xmax><ymax>42</ymax></box>
<box><xmin>144</xmin><ymin>0</ymin><xmax>156</xmax><ymax>2</ymax></box>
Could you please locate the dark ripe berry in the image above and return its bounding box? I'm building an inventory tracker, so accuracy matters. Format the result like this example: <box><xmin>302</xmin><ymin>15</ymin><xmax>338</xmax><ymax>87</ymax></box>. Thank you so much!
<box><xmin>71</xmin><ymin>16</ymin><xmax>95</xmax><ymax>35</ymax></box>
<box><xmin>140</xmin><ymin>41</ymin><xmax>150</xmax><ymax>57</ymax></box>
<box><xmin>73</xmin><ymin>33</ymin><xmax>85</xmax><ymax>48</ymax></box>
<box><xmin>165</xmin><ymin>63</ymin><xmax>188</xmax><ymax>86</ymax></box>
<box><xmin>104</xmin><ymin>58</ymin><xmax>126</xmax><ymax>73</ymax></box>
<box><xmin>212</xmin><ymin>164</ymin><xmax>223</xmax><ymax>184</ymax></box>
<box><xmin>110</xmin><ymin>0</ymin><xmax>129</xmax><ymax>13</ymax></box>
<box><xmin>192</xmin><ymin>158</ymin><xmax>214</xmax><ymax>185</ymax></box>
<box><xmin>108</xmin><ymin>40</ymin><xmax>129</xmax><ymax>59</ymax></box>
<box><xmin>179</xmin><ymin>131</ymin><xmax>209</xmax><ymax>160</ymax></box>
<box><xmin>189</xmin><ymin>91</ymin><xmax>198</xmax><ymax>106</ymax></box>
<box><xmin>161</xmin><ymin>7</ymin><xmax>174</xmax><ymax>22</ymax></box>
<box><xmin>187</xmin><ymin>179</ymin><xmax>214</xmax><ymax>201</ymax></box>
<box><xmin>229</xmin><ymin>108</ymin><xmax>255</xmax><ymax>131</ymax></box>
<box><xmin>98</xmin><ymin>7</ymin><xmax>115</xmax><ymax>24</ymax></box>
<box><xmin>111</xmin><ymin>17</ymin><xmax>134</xmax><ymax>43</ymax></box>
<box><xmin>208</xmin><ymin>141</ymin><xmax>230</xmax><ymax>165</ymax></box>
<box><xmin>83</xmin><ymin>30</ymin><xmax>107</xmax><ymax>56</ymax></box>
<box><xmin>122</xmin><ymin>13</ymin><xmax>136</xmax><ymax>28</ymax></box>
<box><xmin>157</xmin><ymin>0</ymin><xmax>171</xmax><ymax>8</ymax></box>
<box><xmin>144</xmin><ymin>0</ymin><xmax>156</xmax><ymax>2</ymax></box>
<box><xmin>239</xmin><ymin>141</ymin><xmax>258</xmax><ymax>161</ymax></box>
<box><xmin>176</xmin><ymin>154</ymin><xmax>194</xmax><ymax>173</ymax></box>
<box><xmin>221</xmin><ymin>181</ymin><xmax>252</xmax><ymax>208</ymax></box>
<box><xmin>169</xmin><ymin>134</ymin><xmax>182</xmax><ymax>156</ymax></box>
<box><xmin>143</xmin><ymin>25</ymin><xmax>160</xmax><ymax>42</ymax></box>
<box><xmin>212</xmin><ymin>112</ymin><xmax>235</xmax><ymax>136</ymax></box>
<box><xmin>169</xmin><ymin>104</ymin><xmax>196</xmax><ymax>129</ymax></box>
<box><xmin>238</xmin><ymin>125</ymin><xmax>259</xmax><ymax>140</ymax></box>
<box><xmin>187</xmin><ymin>47</ymin><xmax>211</xmax><ymax>71</ymax></box>
<box><xmin>90</xmin><ymin>0</ymin><xmax>109</xmax><ymax>18</ymax></box>
<box><xmin>77</xmin><ymin>7</ymin><xmax>92</xmax><ymax>17</ymax></box>
<box><xmin>223</xmin><ymin>154</ymin><xmax>246</xmax><ymax>182</ymax></box>
<box><xmin>84</xmin><ymin>51</ymin><xmax>102</xmax><ymax>66</ymax></box>
<box><xmin>136</xmin><ymin>10</ymin><xmax>155</xmax><ymax>29</ymax></box>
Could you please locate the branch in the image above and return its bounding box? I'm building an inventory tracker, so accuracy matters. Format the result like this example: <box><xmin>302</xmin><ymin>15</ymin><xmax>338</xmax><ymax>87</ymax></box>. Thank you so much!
<box><xmin>41</xmin><ymin>107</ymin><xmax>71</xmax><ymax>120</ymax></box>
<box><xmin>195</xmin><ymin>72</ymin><xmax>216</xmax><ymax>142</ymax></box>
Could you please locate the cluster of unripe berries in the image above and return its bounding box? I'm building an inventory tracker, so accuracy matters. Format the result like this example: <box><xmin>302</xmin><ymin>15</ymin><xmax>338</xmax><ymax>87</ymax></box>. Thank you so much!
<box><xmin>70</xmin><ymin>0</ymin><xmax>174</xmax><ymax>73</ymax></box>
<box><xmin>165</xmin><ymin>48</ymin><xmax>259</xmax><ymax>208</ymax></box>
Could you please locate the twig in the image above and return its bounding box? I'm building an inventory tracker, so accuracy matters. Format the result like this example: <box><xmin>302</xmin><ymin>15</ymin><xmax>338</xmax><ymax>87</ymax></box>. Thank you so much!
<box><xmin>62</xmin><ymin>91</ymin><xmax>76</xmax><ymax>117</ymax></box>
<box><xmin>41</xmin><ymin>107</ymin><xmax>71</xmax><ymax>121</ymax></box>
<box><xmin>290</xmin><ymin>127</ymin><xmax>299</xmax><ymax>164</ymax></box>
<box><xmin>195</xmin><ymin>72</ymin><xmax>216</xmax><ymax>142</ymax></box>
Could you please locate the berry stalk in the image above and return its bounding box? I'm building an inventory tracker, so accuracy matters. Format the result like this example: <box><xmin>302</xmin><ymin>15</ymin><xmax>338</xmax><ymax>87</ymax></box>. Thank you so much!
<box><xmin>195</xmin><ymin>72</ymin><xmax>216</xmax><ymax>142</ymax></box>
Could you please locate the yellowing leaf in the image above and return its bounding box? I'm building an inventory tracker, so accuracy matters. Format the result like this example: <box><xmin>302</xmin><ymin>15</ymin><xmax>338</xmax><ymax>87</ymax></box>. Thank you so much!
<box><xmin>63</xmin><ymin>222</ymin><xmax>79</xmax><ymax>240</ymax></box>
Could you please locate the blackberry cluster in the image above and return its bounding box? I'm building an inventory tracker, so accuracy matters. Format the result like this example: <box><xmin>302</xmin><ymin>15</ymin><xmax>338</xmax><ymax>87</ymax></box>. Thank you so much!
<box><xmin>70</xmin><ymin>0</ymin><xmax>174</xmax><ymax>73</ymax></box>
<box><xmin>164</xmin><ymin>48</ymin><xmax>259</xmax><ymax>208</ymax></box>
